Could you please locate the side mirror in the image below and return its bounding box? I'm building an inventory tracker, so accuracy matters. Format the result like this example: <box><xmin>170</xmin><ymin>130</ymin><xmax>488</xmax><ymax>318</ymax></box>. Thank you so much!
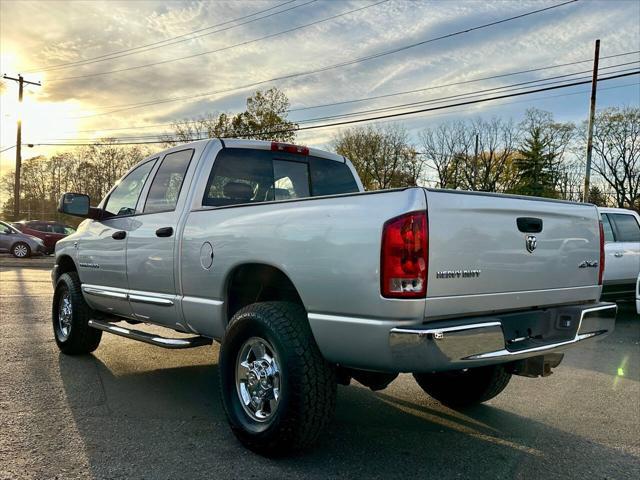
<box><xmin>58</xmin><ymin>193</ymin><xmax>90</xmax><ymax>217</ymax></box>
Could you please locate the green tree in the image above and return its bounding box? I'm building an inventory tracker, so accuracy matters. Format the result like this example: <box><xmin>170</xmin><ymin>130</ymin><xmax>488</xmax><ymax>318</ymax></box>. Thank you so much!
<box><xmin>587</xmin><ymin>185</ymin><xmax>609</xmax><ymax>207</ymax></box>
<box><xmin>165</xmin><ymin>87</ymin><xmax>298</xmax><ymax>144</ymax></box>
<box><xmin>510</xmin><ymin>109</ymin><xmax>575</xmax><ymax>198</ymax></box>
<box><xmin>511</xmin><ymin>126</ymin><xmax>558</xmax><ymax>197</ymax></box>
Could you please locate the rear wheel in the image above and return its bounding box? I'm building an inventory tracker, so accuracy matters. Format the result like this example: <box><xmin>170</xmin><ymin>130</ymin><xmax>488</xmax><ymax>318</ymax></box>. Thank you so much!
<box><xmin>413</xmin><ymin>365</ymin><xmax>511</xmax><ymax>408</ymax></box>
<box><xmin>52</xmin><ymin>272</ymin><xmax>102</xmax><ymax>355</ymax></box>
<box><xmin>11</xmin><ymin>242</ymin><xmax>30</xmax><ymax>258</ymax></box>
<box><xmin>219</xmin><ymin>301</ymin><xmax>336</xmax><ymax>455</ymax></box>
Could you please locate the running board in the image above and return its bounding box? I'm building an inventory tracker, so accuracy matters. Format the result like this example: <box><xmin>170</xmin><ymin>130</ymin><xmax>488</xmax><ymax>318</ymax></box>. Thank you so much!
<box><xmin>88</xmin><ymin>319</ymin><xmax>212</xmax><ymax>349</ymax></box>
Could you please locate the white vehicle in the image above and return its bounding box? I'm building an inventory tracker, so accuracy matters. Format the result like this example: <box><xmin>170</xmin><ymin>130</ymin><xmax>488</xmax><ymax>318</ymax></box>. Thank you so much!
<box><xmin>598</xmin><ymin>207</ymin><xmax>640</xmax><ymax>302</ymax></box>
<box><xmin>636</xmin><ymin>274</ymin><xmax>640</xmax><ymax>314</ymax></box>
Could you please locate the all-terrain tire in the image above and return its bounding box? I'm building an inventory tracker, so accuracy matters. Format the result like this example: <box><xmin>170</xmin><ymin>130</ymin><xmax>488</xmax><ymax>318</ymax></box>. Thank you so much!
<box><xmin>219</xmin><ymin>301</ymin><xmax>336</xmax><ymax>455</ymax></box>
<box><xmin>413</xmin><ymin>365</ymin><xmax>511</xmax><ymax>408</ymax></box>
<box><xmin>52</xmin><ymin>272</ymin><xmax>102</xmax><ymax>355</ymax></box>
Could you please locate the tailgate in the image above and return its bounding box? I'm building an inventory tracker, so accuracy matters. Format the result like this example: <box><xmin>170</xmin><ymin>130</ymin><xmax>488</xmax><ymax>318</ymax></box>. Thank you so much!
<box><xmin>425</xmin><ymin>189</ymin><xmax>601</xmax><ymax>298</ymax></box>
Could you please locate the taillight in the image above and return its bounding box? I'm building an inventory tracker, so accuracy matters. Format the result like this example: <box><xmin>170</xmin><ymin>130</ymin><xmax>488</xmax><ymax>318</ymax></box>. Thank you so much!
<box><xmin>271</xmin><ymin>141</ymin><xmax>309</xmax><ymax>155</ymax></box>
<box><xmin>598</xmin><ymin>220</ymin><xmax>605</xmax><ymax>285</ymax></box>
<box><xmin>381</xmin><ymin>211</ymin><xmax>428</xmax><ymax>298</ymax></box>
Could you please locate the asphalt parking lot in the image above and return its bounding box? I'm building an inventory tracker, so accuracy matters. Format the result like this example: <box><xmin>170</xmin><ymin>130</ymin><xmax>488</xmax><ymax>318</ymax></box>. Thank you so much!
<box><xmin>1</xmin><ymin>265</ymin><xmax>638</xmax><ymax>480</ymax></box>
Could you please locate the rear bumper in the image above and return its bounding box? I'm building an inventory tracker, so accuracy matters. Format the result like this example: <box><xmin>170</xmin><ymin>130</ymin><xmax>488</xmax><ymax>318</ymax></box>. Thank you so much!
<box><xmin>388</xmin><ymin>303</ymin><xmax>616</xmax><ymax>372</ymax></box>
<box><xmin>308</xmin><ymin>302</ymin><xmax>616</xmax><ymax>373</ymax></box>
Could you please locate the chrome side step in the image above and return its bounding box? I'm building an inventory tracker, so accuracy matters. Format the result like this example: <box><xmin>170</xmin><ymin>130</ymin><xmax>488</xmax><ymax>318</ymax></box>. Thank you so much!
<box><xmin>88</xmin><ymin>319</ymin><xmax>212</xmax><ymax>349</ymax></box>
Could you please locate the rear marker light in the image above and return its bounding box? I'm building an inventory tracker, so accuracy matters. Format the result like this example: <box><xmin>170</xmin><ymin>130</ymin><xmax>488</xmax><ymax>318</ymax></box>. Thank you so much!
<box><xmin>381</xmin><ymin>211</ymin><xmax>428</xmax><ymax>298</ymax></box>
<box><xmin>271</xmin><ymin>141</ymin><xmax>309</xmax><ymax>156</ymax></box>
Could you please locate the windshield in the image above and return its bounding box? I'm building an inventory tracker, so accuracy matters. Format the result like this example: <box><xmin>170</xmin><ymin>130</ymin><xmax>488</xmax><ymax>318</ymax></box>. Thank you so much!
<box><xmin>0</xmin><ymin>221</ymin><xmax>21</xmax><ymax>234</ymax></box>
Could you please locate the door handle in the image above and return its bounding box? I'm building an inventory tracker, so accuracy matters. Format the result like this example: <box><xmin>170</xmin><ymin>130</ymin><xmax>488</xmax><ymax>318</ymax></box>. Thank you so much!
<box><xmin>112</xmin><ymin>231</ymin><xmax>126</xmax><ymax>240</ymax></box>
<box><xmin>155</xmin><ymin>227</ymin><xmax>173</xmax><ymax>237</ymax></box>
<box><xmin>614</xmin><ymin>252</ymin><xmax>623</xmax><ymax>257</ymax></box>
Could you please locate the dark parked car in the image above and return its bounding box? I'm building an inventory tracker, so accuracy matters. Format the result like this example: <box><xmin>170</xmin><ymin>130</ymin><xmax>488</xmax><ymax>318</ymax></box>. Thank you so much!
<box><xmin>0</xmin><ymin>220</ymin><xmax>46</xmax><ymax>257</ymax></box>
<box><xmin>12</xmin><ymin>220</ymin><xmax>75</xmax><ymax>254</ymax></box>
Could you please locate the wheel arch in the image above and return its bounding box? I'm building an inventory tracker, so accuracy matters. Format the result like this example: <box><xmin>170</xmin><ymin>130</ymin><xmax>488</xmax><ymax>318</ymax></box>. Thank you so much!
<box><xmin>225</xmin><ymin>262</ymin><xmax>305</xmax><ymax>324</ymax></box>
<box><xmin>54</xmin><ymin>254</ymin><xmax>78</xmax><ymax>284</ymax></box>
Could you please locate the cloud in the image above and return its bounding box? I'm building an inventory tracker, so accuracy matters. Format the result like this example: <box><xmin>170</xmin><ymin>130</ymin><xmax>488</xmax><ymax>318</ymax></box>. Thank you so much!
<box><xmin>0</xmin><ymin>0</ymin><xmax>638</xmax><ymax>160</ymax></box>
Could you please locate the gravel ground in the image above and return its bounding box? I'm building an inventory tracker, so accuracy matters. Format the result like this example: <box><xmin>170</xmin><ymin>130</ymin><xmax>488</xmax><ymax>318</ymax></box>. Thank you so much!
<box><xmin>0</xmin><ymin>267</ymin><xmax>638</xmax><ymax>479</ymax></box>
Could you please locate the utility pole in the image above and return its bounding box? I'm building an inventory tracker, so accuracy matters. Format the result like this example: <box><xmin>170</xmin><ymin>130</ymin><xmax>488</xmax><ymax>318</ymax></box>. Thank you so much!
<box><xmin>473</xmin><ymin>133</ymin><xmax>479</xmax><ymax>189</ymax></box>
<box><xmin>582</xmin><ymin>39</ymin><xmax>600</xmax><ymax>203</ymax></box>
<box><xmin>2</xmin><ymin>74</ymin><xmax>41</xmax><ymax>219</ymax></box>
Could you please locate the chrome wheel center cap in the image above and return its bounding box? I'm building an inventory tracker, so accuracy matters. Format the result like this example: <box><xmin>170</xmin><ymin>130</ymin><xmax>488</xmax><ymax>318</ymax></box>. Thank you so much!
<box><xmin>57</xmin><ymin>292</ymin><xmax>72</xmax><ymax>340</ymax></box>
<box><xmin>236</xmin><ymin>338</ymin><xmax>281</xmax><ymax>422</ymax></box>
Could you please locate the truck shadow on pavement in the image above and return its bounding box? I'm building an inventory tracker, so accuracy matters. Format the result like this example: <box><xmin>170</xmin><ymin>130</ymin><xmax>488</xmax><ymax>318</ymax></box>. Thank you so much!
<box><xmin>55</xmin><ymin>352</ymin><xmax>639</xmax><ymax>480</ymax></box>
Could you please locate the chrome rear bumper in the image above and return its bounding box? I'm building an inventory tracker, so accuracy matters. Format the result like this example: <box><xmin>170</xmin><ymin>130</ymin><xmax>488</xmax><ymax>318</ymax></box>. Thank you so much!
<box><xmin>389</xmin><ymin>303</ymin><xmax>616</xmax><ymax>372</ymax></box>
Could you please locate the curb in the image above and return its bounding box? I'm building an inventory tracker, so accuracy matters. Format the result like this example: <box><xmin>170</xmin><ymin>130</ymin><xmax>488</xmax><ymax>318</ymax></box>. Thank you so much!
<box><xmin>0</xmin><ymin>255</ymin><xmax>55</xmax><ymax>269</ymax></box>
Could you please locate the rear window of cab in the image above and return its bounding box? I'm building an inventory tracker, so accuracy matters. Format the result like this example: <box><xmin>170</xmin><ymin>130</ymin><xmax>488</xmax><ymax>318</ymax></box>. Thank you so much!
<box><xmin>203</xmin><ymin>148</ymin><xmax>359</xmax><ymax>207</ymax></box>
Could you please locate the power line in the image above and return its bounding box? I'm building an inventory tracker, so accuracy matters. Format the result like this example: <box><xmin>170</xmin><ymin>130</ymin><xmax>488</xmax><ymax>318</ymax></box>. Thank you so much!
<box><xmin>47</xmin><ymin>64</ymin><xmax>639</xmax><ymax>141</ymax></box>
<box><xmin>64</xmin><ymin>50</ymin><xmax>640</xmax><ymax>135</ymax></box>
<box><xmin>71</xmin><ymin>0</ymin><xmax>580</xmax><ymax>117</ymax></box>
<box><xmin>288</xmin><ymin>71</ymin><xmax>639</xmax><ymax>133</ymax></box>
<box><xmin>359</xmin><ymin>81</ymin><xmax>640</xmax><ymax>132</ymax></box>
<box><xmin>0</xmin><ymin>145</ymin><xmax>17</xmax><ymax>154</ymax></box>
<box><xmin>290</xmin><ymin>64</ymin><xmax>639</xmax><ymax>123</ymax></box>
<box><xmin>30</xmin><ymin>71</ymin><xmax>639</xmax><ymax>146</ymax></box>
<box><xmin>47</xmin><ymin>0</ymin><xmax>389</xmax><ymax>82</ymax></box>
<box><xmin>24</xmin><ymin>0</ymin><xmax>302</xmax><ymax>73</ymax></box>
<box><xmin>289</xmin><ymin>51</ymin><xmax>640</xmax><ymax>112</ymax></box>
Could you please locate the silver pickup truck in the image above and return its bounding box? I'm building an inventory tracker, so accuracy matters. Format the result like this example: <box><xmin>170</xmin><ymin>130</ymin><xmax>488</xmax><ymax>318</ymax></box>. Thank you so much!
<box><xmin>53</xmin><ymin>138</ymin><xmax>616</xmax><ymax>454</ymax></box>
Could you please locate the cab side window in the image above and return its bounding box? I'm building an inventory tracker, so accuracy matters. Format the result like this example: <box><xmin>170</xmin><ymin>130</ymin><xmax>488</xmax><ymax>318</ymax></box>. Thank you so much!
<box><xmin>104</xmin><ymin>159</ymin><xmax>156</xmax><ymax>217</ymax></box>
<box><xmin>308</xmin><ymin>156</ymin><xmax>359</xmax><ymax>196</ymax></box>
<box><xmin>203</xmin><ymin>150</ymin><xmax>274</xmax><ymax>207</ymax></box>
<box><xmin>144</xmin><ymin>149</ymin><xmax>194</xmax><ymax>214</ymax></box>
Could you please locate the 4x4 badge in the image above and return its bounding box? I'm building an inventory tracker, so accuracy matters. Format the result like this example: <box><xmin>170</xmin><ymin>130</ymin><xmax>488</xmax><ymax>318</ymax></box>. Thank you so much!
<box><xmin>525</xmin><ymin>235</ymin><xmax>537</xmax><ymax>253</ymax></box>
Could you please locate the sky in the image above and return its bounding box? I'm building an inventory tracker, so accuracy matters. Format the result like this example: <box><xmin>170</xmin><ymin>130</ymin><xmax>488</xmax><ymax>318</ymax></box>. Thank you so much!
<box><xmin>1</xmin><ymin>0</ymin><xmax>639</xmax><ymax>184</ymax></box>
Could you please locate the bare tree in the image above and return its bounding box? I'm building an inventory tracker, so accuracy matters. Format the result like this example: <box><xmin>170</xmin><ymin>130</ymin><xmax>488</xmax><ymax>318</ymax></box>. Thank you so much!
<box><xmin>418</xmin><ymin>121</ymin><xmax>470</xmax><ymax>189</ymax></box>
<box><xmin>419</xmin><ymin>118</ymin><xmax>517</xmax><ymax>192</ymax></box>
<box><xmin>585</xmin><ymin>106</ymin><xmax>640</xmax><ymax>208</ymax></box>
<box><xmin>460</xmin><ymin>117</ymin><xmax>517</xmax><ymax>192</ymax></box>
<box><xmin>1</xmin><ymin>140</ymin><xmax>149</xmax><ymax>220</ymax></box>
<box><xmin>333</xmin><ymin>124</ymin><xmax>418</xmax><ymax>190</ymax></box>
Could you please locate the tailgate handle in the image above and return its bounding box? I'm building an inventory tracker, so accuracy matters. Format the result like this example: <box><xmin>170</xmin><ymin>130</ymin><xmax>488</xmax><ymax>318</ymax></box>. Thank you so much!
<box><xmin>517</xmin><ymin>217</ymin><xmax>543</xmax><ymax>233</ymax></box>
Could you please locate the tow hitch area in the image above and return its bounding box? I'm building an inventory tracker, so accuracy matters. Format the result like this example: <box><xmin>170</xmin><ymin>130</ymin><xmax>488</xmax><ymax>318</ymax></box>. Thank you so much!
<box><xmin>508</xmin><ymin>353</ymin><xmax>565</xmax><ymax>378</ymax></box>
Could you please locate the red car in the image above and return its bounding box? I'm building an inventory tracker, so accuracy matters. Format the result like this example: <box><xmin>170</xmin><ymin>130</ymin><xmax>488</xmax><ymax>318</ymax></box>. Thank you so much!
<box><xmin>12</xmin><ymin>220</ymin><xmax>76</xmax><ymax>254</ymax></box>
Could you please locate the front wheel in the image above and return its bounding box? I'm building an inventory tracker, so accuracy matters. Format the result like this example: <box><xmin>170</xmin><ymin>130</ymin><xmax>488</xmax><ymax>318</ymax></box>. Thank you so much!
<box><xmin>413</xmin><ymin>365</ymin><xmax>511</xmax><ymax>409</ymax></box>
<box><xmin>11</xmin><ymin>242</ymin><xmax>30</xmax><ymax>258</ymax></box>
<box><xmin>52</xmin><ymin>272</ymin><xmax>102</xmax><ymax>355</ymax></box>
<box><xmin>219</xmin><ymin>302</ymin><xmax>336</xmax><ymax>455</ymax></box>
